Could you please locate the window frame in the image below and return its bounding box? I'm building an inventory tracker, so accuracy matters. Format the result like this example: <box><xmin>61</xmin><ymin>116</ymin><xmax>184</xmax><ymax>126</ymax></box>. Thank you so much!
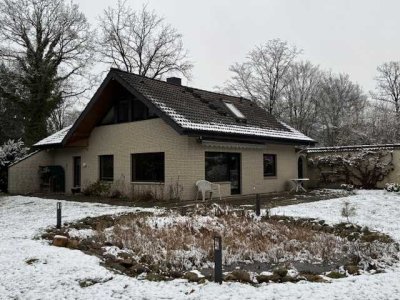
<box><xmin>224</xmin><ymin>101</ymin><xmax>246</xmax><ymax>119</ymax></box>
<box><xmin>263</xmin><ymin>154</ymin><xmax>277</xmax><ymax>177</ymax></box>
<box><xmin>99</xmin><ymin>155</ymin><xmax>114</xmax><ymax>182</ymax></box>
<box><xmin>131</xmin><ymin>152</ymin><xmax>165</xmax><ymax>183</ymax></box>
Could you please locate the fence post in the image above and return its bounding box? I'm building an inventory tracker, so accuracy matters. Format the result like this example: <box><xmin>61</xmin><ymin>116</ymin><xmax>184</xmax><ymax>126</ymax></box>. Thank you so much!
<box><xmin>255</xmin><ymin>193</ymin><xmax>261</xmax><ymax>216</ymax></box>
<box><xmin>56</xmin><ymin>202</ymin><xmax>62</xmax><ymax>229</ymax></box>
<box><xmin>214</xmin><ymin>235</ymin><xmax>223</xmax><ymax>284</ymax></box>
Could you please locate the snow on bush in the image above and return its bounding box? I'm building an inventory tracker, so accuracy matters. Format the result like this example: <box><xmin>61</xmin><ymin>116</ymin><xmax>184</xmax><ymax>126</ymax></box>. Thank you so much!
<box><xmin>309</xmin><ymin>150</ymin><xmax>394</xmax><ymax>188</ymax></box>
<box><xmin>384</xmin><ymin>182</ymin><xmax>400</xmax><ymax>192</ymax></box>
<box><xmin>0</xmin><ymin>139</ymin><xmax>29</xmax><ymax>192</ymax></box>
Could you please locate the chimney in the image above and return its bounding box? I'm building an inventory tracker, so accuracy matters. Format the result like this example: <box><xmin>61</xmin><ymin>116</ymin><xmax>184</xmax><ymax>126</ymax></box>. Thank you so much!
<box><xmin>166</xmin><ymin>77</ymin><xmax>182</xmax><ymax>85</ymax></box>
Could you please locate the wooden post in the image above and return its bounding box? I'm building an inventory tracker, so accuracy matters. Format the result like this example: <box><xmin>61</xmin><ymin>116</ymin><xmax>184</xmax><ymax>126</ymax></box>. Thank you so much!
<box><xmin>214</xmin><ymin>235</ymin><xmax>223</xmax><ymax>284</ymax></box>
<box><xmin>255</xmin><ymin>194</ymin><xmax>261</xmax><ymax>216</ymax></box>
<box><xmin>56</xmin><ymin>202</ymin><xmax>62</xmax><ymax>229</ymax></box>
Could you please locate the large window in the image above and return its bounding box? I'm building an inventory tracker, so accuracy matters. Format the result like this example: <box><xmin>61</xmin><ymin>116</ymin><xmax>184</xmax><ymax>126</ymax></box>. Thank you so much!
<box><xmin>263</xmin><ymin>154</ymin><xmax>277</xmax><ymax>177</ymax></box>
<box><xmin>205</xmin><ymin>152</ymin><xmax>241</xmax><ymax>194</ymax></box>
<box><xmin>117</xmin><ymin>99</ymin><xmax>130</xmax><ymax>123</ymax></box>
<box><xmin>99</xmin><ymin>155</ymin><xmax>114</xmax><ymax>181</ymax></box>
<box><xmin>131</xmin><ymin>152</ymin><xmax>165</xmax><ymax>182</ymax></box>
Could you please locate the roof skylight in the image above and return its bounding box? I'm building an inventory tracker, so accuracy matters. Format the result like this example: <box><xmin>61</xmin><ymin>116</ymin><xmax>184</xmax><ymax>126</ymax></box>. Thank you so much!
<box><xmin>224</xmin><ymin>102</ymin><xmax>246</xmax><ymax>119</ymax></box>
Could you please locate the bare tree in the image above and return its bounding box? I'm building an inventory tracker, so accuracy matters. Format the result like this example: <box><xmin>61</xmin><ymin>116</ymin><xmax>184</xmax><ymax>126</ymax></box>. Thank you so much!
<box><xmin>47</xmin><ymin>98</ymin><xmax>82</xmax><ymax>133</ymax></box>
<box><xmin>280</xmin><ymin>61</ymin><xmax>321</xmax><ymax>136</ymax></box>
<box><xmin>316</xmin><ymin>72</ymin><xmax>367</xmax><ymax>146</ymax></box>
<box><xmin>0</xmin><ymin>0</ymin><xmax>94</xmax><ymax>146</ymax></box>
<box><xmin>371</xmin><ymin>62</ymin><xmax>400</xmax><ymax>114</ymax></box>
<box><xmin>98</xmin><ymin>1</ymin><xmax>192</xmax><ymax>78</ymax></box>
<box><xmin>223</xmin><ymin>39</ymin><xmax>301</xmax><ymax>115</ymax></box>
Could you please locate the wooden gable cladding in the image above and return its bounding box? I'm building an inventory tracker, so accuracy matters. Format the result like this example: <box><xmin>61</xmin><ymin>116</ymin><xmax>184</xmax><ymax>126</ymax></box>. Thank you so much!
<box><xmin>64</xmin><ymin>76</ymin><xmax>119</xmax><ymax>146</ymax></box>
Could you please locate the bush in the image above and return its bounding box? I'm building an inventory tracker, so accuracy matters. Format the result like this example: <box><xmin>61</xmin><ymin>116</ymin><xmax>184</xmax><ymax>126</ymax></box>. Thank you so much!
<box><xmin>0</xmin><ymin>139</ymin><xmax>28</xmax><ymax>192</ymax></box>
<box><xmin>340</xmin><ymin>184</ymin><xmax>354</xmax><ymax>192</ymax></box>
<box><xmin>82</xmin><ymin>181</ymin><xmax>111</xmax><ymax>197</ymax></box>
<box><xmin>384</xmin><ymin>183</ymin><xmax>400</xmax><ymax>192</ymax></box>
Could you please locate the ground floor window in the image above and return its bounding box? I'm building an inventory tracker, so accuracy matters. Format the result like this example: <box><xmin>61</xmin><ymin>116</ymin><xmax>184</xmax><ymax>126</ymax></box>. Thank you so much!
<box><xmin>99</xmin><ymin>155</ymin><xmax>114</xmax><ymax>181</ymax></box>
<box><xmin>205</xmin><ymin>152</ymin><xmax>241</xmax><ymax>194</ymax></box>
<box><xmin>131</xmin><ymin>152</ymin><xmax>165</xmax><ymax>182</ymax></box>
<box><xmin>263</xmin><ymin>154</ymin><xmax>277</xmax><ymax>177</ymax></box>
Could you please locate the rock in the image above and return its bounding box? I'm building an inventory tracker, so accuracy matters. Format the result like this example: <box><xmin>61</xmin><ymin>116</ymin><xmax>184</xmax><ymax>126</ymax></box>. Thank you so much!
<box><xmin>168</xmin><ymin>270</ymin><xmax>183</xmax><ymax>279</ymax></box>
<box><xmin>53</xmin><ymin>235</ymin><xmax>68</xmax><ymax>247</ymax></box>
<box><xmin>326</xmin><ymin>271</ymin><xmax>346</xmax><ymax>279</ymax></box>
<box><xmin>130</xmin><ymin>263</ymin><xmax>148</xmax><ymax>275</ymax></box>
<box><xmin>146</xmin><ymin>273</ymin><xmax>166</xmax><ymax>281</ymax></box>
<box><xmin>345</xmin><ymin>265</ymin><xmax>359</xmax><ymax>275</ymax></box>
<box><xmin>273</xmin><ymin>268</ymin><xmax>288</xmax><ymax>278</ymax></box>
<box><xmin>66</xmin><ymin>239</ymin><xmax>79</xmax><ymax>249</ymax></box>
<box><xmin>184</xmin><ymin>270</ymin><xmax>205</xmax><ymax>283</ymax></box>
<box><xmin>224</xmin><ymin>270</ymin><xmax>252</xmax><ymax>283</ymax></box>
<box><xmin>120</xmin><ymin>259</ymin><xmax>134</xmax><ymax>269</ymax></box>
<box><xmin>256</xmin><ymin>274</ymin><xmax>274</xmax><ymax>283</ymax></box>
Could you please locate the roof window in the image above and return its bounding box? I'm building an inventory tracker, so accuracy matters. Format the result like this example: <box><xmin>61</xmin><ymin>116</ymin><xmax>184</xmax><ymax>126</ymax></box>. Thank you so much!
<box><xmin>224</xmin><ymin>102</ymin><xmax>246</xmax><ymax>119</ymax></box>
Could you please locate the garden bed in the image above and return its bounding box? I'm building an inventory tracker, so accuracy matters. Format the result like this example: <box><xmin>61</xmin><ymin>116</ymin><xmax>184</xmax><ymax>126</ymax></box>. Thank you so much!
<box><xmin>42</xmin><ymin>204</ymin><xmax>399</xmax><ymax>285</ymax></box>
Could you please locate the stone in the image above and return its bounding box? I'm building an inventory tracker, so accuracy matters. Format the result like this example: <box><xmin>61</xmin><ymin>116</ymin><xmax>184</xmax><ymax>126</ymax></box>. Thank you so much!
<box><xmin>66</xmin><ymin>239</ymin><xmax>79</xmax><ymax>249</ymax></box>
<box><xmin>183</xmin><ymin>270</ymin><xmax>205</xmax><ymax>283</ymax></box>
<box><xmin>345</xmin><ymin>265</ymin><xmax>359</xmax><ymax>275</ymax></box>
<box><xmin>225</xmin><ymin>270</ymin><xmax>252</xmax><ymax>283</ymax></box>
<box><xmin>53</xmin><ymin>235</ymin><xmax>68</xmax><ymax>247</ymax></box>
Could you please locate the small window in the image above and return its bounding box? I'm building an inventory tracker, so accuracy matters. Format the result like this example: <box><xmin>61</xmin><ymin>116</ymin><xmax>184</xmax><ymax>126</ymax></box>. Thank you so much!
<box><xmin>263</xmin><ymin>154</ymin><xmax>277</xmax><ymax>177</ymax></box>
<box><xmin>132</xmin><ymin>152</ymin><xmax>165</xmax><ymax>182</ymax></box>
<box><xmin>99</xmin><ymin>155</ymin><xmax>114</xmax><ymax>181</ymax></box>
<box><xmin>224</xmin><ymin>102</ymin><xmax>246</xmax><ymax>119</ymax></box>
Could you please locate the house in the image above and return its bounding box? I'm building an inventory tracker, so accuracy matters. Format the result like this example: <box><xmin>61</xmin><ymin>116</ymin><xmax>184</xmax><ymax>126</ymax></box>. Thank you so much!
<box><xmin>8</xmin><ymin>68</ymin><xmax>315</xmax><ymax>200</ymax></box>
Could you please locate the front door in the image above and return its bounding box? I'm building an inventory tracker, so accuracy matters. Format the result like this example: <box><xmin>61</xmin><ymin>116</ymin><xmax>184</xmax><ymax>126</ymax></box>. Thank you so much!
<box><xmin>73</xmin><ymin>157</ymin><xmax>81</xmax><ymax>187</ymax></box>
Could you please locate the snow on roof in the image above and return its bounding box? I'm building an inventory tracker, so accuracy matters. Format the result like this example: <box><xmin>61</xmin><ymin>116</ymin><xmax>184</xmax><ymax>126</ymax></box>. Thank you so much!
<box><xmin>149</xmin><ymin>95</ymin><xmax>315</xmax><ymax>143</ymax></box>
<box><xmin>307</xmin><ymin>143</ymin><xmax>400</xmax><ymax>153</ymax></box>
<box><xmin>33</xmin><ymin>125</ymin><xmax>72</xmax><ymax>147</ymax></box>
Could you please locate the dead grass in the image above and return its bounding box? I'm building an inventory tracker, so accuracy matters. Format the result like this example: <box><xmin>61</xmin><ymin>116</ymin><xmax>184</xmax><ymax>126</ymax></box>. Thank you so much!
<box><xmin>82</xmin><ymin>206</ymin><xmax>392</xmax><ymax>272</ymax></box>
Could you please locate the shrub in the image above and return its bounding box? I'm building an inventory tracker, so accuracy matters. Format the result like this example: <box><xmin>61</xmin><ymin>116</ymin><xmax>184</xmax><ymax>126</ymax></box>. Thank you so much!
<box><xmin>384</xmin><ymin>183</ymin><xmax>400</xmax><ymax>192</ymax></box>
<box><xmin>82</xmin><ymin>181</ymin><xmax>111</xmax><ymax>197</ymax></box>
<box><xmin>341</xmin><ymin>201</ymin><xmax>357</xmax><ymax>223</ymax></box>
<box><xmin>0</xmin><ymin>139</ymin><xmax>29</xmax><ymax>192</ymax></box>
<box><xmin>340</xmin><ymin>184</ymin><xmax>354</xmax><ymax>192</ymax></box>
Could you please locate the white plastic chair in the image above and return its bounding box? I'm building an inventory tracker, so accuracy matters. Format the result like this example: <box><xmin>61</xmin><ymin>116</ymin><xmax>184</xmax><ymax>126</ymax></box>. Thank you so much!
<box><xmin>195</xmin><ymin>180</ymin><xmax>222</xmax><ymax>202</ymax></box>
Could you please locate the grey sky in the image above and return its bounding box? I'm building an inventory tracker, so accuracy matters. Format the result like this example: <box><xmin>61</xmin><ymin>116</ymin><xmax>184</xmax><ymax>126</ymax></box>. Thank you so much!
<box><xmin>78</xmin><ymin>0</ymin><xmax>400</xmax><ymax>92</ymax></box>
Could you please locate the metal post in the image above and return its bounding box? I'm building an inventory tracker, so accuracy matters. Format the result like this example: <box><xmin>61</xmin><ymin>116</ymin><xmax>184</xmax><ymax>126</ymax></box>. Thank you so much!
<box><xmin>214</xmin><ymin>235</ymin><xmax>222</xmax><ymax>284</ymax></box>
<box><xmin>255</xmin><ymin>193</ymin><xmax>261</xmax><ymax>216</ymax></box>
<box><xmin>56</xmin><ymin>202</ymin><xmax>62</xmax><ymax>229</ymax></box>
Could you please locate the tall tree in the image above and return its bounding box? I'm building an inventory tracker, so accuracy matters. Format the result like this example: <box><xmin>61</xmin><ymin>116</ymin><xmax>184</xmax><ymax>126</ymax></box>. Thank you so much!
<box><xmin>98</xmin><ymin>1</ymin><xmax>192</xmax><ymax>78</ymax></box>
<box><xmin>317</xmin><ymin>72</ymin><xmax>366</xmax><ymax>146</ymax></box>
<box><xmin>223</xmin><ymin>39</ymin><xmax>301</xmax><ymax>115</ymax></box>
<box><xmin>0</xmin><ymin>63</ymin><xmax>24</xmax><ymax>144</ymax></box>
<box><xmin>371</xmin><ymin>62</ymin><xmax>400</xmax><ymax>114</ymax></box>
<box><xmin>280</xmin><ymin>61</ymin><xmax>321</xmax><ymax>137</ymax></box>
<box><xmin>0</xmin><ymin>0</ymin><xmax>94</xmax><ymax>146</ymax></box>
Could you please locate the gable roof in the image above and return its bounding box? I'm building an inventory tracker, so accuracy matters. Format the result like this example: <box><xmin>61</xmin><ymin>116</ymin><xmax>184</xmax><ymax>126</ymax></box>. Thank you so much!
<box><xmin>34</xmin><ymin>69</ymin><xmax>315</xmax><ymax>148</ymax></box>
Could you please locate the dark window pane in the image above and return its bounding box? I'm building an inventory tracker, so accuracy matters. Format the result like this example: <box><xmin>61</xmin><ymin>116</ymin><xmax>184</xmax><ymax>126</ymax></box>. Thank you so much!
<box><xmin>99</xmin><ymin>155</ymin><xmax>114</xmax><ymax>181</ymax></box>
<box><xmin>117</xmin><ymin>100</ymin><xmax>130</xmax><ymax>123</ymax></box>
<box><xmin>132</xmin><ymin>152</ymin><xmax>165</xmax><ymax>182</ymax></box>
<box><xmin>263</xmin><ymin>154</ymin><xmax>277</xmax><ymax>177</ymax></box>
<box><xmin>205</xmin><ymin>152</ymin><xmax>230</xmax><ymax>182</ymax></box>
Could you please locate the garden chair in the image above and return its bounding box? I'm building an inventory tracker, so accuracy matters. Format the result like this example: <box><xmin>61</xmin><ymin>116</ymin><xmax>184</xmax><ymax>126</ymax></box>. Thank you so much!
<box><xmin>195</xmin><ymin>180</ymin><xmax>222</xmax><ymax>202</ymax></box>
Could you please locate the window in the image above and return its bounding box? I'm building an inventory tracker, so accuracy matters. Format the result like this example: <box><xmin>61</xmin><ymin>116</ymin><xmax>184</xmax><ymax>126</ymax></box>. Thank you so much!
<box><xmin>99</xmin><ymin>155</ymin><xmax>114</xmax><ymax>181</ymax></box>
<box><xmin>224</xmin><ymin>102</ymin><xmax>246</xmax><ymax>119</ymax></box>
<box><xmin>117</xmin><ymin>99</ymin><xmax>130</xmax><ymax>123</ymax></box>
<box><xmin>205</xmin><ymin>152</ymin><xmax>241</xmax><ymax>194</ymax></box>
<box><xmin>132</xmin><ymin>152</ymin><xmax>165</xmax><ymax>182</ymax></box>
<box><xmin>263</xmin><ymin>154</ymin><xmax>277</xmax><ymax>177</ymax></box>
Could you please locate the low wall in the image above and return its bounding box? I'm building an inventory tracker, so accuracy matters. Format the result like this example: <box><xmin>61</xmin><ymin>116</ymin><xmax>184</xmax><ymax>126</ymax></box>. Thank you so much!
<box><xmin>8</xmin><ymin>150</ymin><xmax>54</xmax><ymax>194</ymax></box>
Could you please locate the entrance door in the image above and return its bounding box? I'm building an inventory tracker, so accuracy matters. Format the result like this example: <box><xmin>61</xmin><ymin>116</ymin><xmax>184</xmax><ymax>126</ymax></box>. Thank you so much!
<box><xmin>205</xmin><ymin>152</ymin><xmax>241</xmax><ymax>195</ymax></box>
<box><xmin>73</xmin><ymin>157</ymin><xmax>81</xmax><ymax>187</ymax></box>
<box><xmin>298</xmin><ymin>157</ymin><xmax>304</xmax><ymax>179</ymax></box>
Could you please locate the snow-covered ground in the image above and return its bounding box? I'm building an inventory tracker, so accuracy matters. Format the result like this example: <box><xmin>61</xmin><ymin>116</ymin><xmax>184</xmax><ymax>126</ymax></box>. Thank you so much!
<box><xmin>1</xmin><ymin>191</ymin><xmax>400</xmax><ymax>299</ymax></box>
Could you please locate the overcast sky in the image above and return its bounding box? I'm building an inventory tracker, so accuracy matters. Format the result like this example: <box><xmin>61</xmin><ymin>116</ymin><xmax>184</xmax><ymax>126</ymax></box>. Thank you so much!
<box><xmin>78</xmin><ymin>0</ymin><xmax>400</xmax><ymax>92</ymax></box>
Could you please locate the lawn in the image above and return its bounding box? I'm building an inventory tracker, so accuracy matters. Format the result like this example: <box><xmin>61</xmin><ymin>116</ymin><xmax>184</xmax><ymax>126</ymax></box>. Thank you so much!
<box><xmin>1</xmin><ymin>190</ymin><xmax>400</xmax><ymax>299</ymax></box>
